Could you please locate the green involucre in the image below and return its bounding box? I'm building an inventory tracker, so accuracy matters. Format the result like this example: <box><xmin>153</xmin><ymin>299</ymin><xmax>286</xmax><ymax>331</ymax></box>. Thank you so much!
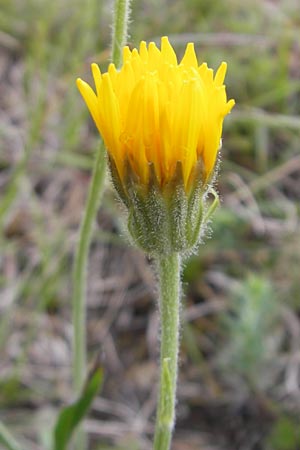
<box><xmin>109</xmin><ymin>157</ymin><xmax>218</xmax><ymax>255</ymax></box>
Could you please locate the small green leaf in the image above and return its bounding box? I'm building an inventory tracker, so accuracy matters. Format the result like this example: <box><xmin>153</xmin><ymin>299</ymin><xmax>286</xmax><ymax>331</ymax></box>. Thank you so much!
<box><xmin>53</xmin><ymin>364</ymin><xmax>103</xmax><ymax>450</ymax></box>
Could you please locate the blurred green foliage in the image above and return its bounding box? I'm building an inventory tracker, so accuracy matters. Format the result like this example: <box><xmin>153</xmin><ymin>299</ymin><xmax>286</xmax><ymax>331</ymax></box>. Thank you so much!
<box><xmin>267</xmin><ymin>417</ymin><xmax>300</xmax><ymax>450</ymax></box>
<box><xmin>219</xmin><ymin>275</ymin><xmax>280</xmax><ymax>387</ymax></box>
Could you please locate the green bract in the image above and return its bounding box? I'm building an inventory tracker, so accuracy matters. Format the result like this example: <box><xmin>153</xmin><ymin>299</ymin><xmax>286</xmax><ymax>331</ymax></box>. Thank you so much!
<box><xmin>109</xmin><ymin>157</ymin><xmax>218</xmax><ymax>255</ymax></box>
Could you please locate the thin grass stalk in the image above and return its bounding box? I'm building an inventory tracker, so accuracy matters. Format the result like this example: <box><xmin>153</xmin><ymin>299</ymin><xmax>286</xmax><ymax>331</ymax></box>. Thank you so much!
<box><xmin>0</xmin><ymin>422</ymin><xmax>22</xmax><ymax>450</ymax></box>
<box><xmin>72</xmin><ymin>0</ymin><xmax>131</xmax><ymax>448</ymax></box>
<box><xmin>72</xmin><ymin>142</ymin><xmax>106</xmax><ymax>394</ymax></box>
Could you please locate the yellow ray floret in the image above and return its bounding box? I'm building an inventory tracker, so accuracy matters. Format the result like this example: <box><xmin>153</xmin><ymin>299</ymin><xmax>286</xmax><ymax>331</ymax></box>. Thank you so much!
<box><xmin>77</xmin><ymin>37</ymin><xmax>235</xmax><ymax>190</ymax></box>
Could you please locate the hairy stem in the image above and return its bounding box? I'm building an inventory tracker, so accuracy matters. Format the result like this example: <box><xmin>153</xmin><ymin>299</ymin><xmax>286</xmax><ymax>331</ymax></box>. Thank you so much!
<box><xmin>111</xmin><ymin>0</ymin><xmax>131</xmax><ymax>69</ymax></box>
<box><xmin>153</xmin><ymin>253</ymin><xmax>181</xmax><ymax>450</ymax></box>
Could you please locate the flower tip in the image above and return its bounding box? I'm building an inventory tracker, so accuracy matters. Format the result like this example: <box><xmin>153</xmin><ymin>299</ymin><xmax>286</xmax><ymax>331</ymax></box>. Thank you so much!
<box><xmin>228</xmin><ymin>98</ymin><xmax>235</xmax><ymax>110</ymax></box>
<box><xmin>140</xmin><ymin>40</ymin><xmax>147</xmax><ymax>50</ymax></box>
<box><xmin>161</xmin><ymin>36</ymin><xmax>177</xmax><ymax>64</ymax></box>
<box><xmin>91</xmin><ymin>62</ymin><xmax>99</xmax><ymax>72</ymax></box>
<box><xmin>225</xmin><ymin>98</ymin><xmax>235</xmax><ymax>115</ymax></box>
<box><xmin>76</xmin><ymin>78</ymin><xmax>92</xmax><ymax>100</ymax></box>
<box><xmin>161</xmin><ymin>36</ymin><xmax>169</xmax><ymax>44</ymax></box>
<box><xmin>91</xmin><ymin>63</ymin><xmax>102</xmax><ymax>80</ymax></box>
<box><xmin>215</xmin><ymin>61</ymin><xmax>228</xmax><ymax>86</ymax></box>
<box><xmin>123</xmin><ymin>46</ymin><xmax>132</xmax><ymax>62</ymax></box>
<box><xmin>139</xmin><ymin>40</ymin><xmax>149</xmax><ymax>61</ymax></box>
<box><xmin>76</xmin><ymin>78</ymin><xmax>84</xmax><ymax>89</ymax></box>
<box><xmin>181</xmin><ymin>42</ymin><xmax>198</xmax><ymax>67</ymax></box>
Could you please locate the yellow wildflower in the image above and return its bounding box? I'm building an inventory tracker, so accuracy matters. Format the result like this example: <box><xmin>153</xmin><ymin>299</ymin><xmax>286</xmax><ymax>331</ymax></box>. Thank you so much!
<box><xmin>77</xmin><ymin>37</ymin><xmax>234</xmax><ymax>191</ymax></box>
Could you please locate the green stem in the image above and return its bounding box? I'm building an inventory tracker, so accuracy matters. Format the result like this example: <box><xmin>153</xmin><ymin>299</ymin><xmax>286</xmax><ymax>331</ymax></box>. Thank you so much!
<box><xmin>111</xmin><ymin>0</ymin><xmax>131</xmax><ymax>69</ymax></box>
<box><xmin>72</xmin><ymin>142</ymin><xmax>106</xmax><ymax>394</ymax></box>
<box><xmin>154</xmin><ymin>253</ymin><xmax>181</xmax><ymax>450</ymax></box>
<box><xmin>72</xmin><ymin>0</ymin><xmax>132</xmax><ymax>398</ymax></box>
<box><xmin>72</xmin><ymin>143</ymin><xmax>106</xmax><ymax>450</ymax></box>
<box><xmin>72</xmin><ymin>1</ymin><xmax>131</xmax><ymax>448</ymax></box>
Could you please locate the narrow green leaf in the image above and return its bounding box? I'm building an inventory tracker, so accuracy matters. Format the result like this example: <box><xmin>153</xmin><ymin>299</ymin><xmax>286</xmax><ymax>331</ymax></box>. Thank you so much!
<box><xmin>0</xmin><ymin>421</ymin><xmax>22</xmax><ymax>450</ymax></box>
<box><xmin>54</xmin><ymin>364</ymin><xmax>103</xmax><ymax>450</ymax></box>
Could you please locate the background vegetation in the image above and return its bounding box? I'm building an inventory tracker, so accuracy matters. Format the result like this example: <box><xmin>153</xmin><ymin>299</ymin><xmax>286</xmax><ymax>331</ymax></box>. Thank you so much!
<box><xmin>1</xmin><ymin>0</ymin><xmax>300</xmax><ymax>449</ymax></box>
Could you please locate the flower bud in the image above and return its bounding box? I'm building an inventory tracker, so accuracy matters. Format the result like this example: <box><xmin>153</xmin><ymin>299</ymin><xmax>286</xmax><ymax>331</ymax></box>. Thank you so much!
<box><xmin>77</xmin><ymin>37</ymin><xmax>234</xmax><ymax>255</ymax></box>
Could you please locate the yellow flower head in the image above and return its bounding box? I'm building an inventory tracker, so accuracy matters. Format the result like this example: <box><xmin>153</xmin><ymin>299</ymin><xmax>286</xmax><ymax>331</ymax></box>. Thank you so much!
<box><xmin>77</xmin><ymin>37</ymin><xmax>234</xmax><ymax>192</ymax></box>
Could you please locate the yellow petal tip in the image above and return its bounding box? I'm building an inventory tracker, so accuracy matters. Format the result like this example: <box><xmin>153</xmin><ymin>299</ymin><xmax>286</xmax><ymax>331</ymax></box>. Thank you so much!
<box><xmin>77</xmin><ymin>38</ymin><xmax>235</xmax><ymax>192</ymax></box>
<box><xmin>76</xmin><ymin>78</ymin><xmax>84</xmax><ymax>89</ymax></box>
